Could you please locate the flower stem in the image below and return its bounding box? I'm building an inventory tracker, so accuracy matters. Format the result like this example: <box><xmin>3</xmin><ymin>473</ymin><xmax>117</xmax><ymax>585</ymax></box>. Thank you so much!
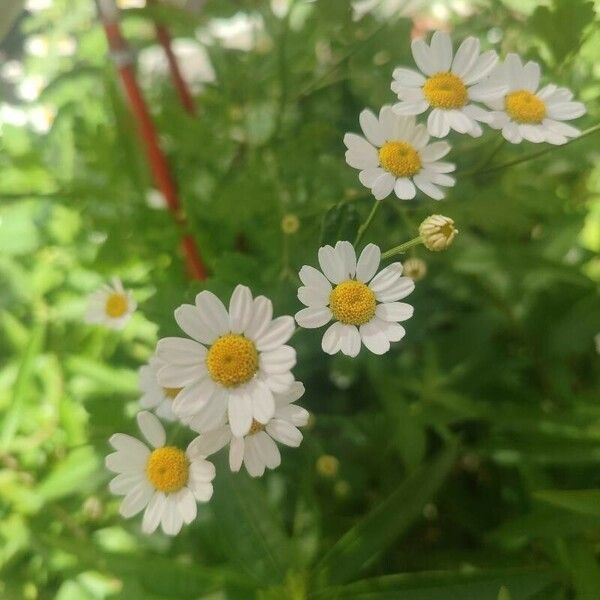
<box><xmin>381</xmin><ymin>236</ymin><xmax>422</xmax><ymax>259</ymax></box>
<box><xmin>470</xmin><ymin>122</ymin><xmax>600</xmax><ymax>177</ymax></box>
<box><xmin>354</xmin><ymin>200</ymin><xmax>382</xmax><ymax>246</ymax></box>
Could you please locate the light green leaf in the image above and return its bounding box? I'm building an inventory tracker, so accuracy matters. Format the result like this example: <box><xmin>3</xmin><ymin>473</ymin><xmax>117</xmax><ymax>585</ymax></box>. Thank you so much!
<box><xmin>534</xmin><ymin>489</ymin><xmax>600</xmax><ymax>518</ymax></box>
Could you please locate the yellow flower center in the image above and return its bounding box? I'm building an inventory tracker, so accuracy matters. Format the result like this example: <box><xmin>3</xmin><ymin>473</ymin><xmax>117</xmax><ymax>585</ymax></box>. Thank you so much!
<box><xmin>105</xmin><ymin>292</ymin><xmax>128</xmax><ymax>318</ymax></box>
<box><xmin>422</xmin><ymin>72</ymin><xmax>468</xmax><ymax>109</ymax></box>
<box><xmin>329</xmin><ymin>280</ymin><xmax>376</xmax><ymax>326</ymax></box>
<box><xmin>248</xmin><ymin>419</ymin><xmax>265</xmax><ymax>435</ymax></box>
<box><xmin>206</xmin><ymin>334</ymin><xmax>258</xmax><ymax>387</ymax></box>
<box><xmin>378</xmin><ymin>141</ymin><xmax>422</xmax><ymax>178</ymax></box>
<box><xmin>504</xmin><ymin>90</ymin><xmax>546</xmax><ymax>124</ymax></box>
<box><xmin>163</xmin><ymin>387</ymin><xmax>182</xmax><ymax>399</ymax></box>
<box><xmin>145</xmin><ymin>446</ymin><xmax>189</xmax><ymax>493</ymax></box>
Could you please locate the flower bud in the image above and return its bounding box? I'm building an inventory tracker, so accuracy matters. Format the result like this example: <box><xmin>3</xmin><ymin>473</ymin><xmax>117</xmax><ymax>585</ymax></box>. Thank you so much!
<box><xmin>403</xmin><ymin>257</ymin><xmax>427</xmax><ymax>281</ymax></box>
<box><xmin>281</xmin><ymin>213</ymin><xmax>300</xmax><ymax>235</ymax></box>
<box><xmin>419</xmin><ymin>215</ymin><xmax>458</xmax><ymax>251</ymax></box>
<box><xmin>316</xmin><ymin>454</ymin><xmax>339</xmax><ymax>478</ymax></box>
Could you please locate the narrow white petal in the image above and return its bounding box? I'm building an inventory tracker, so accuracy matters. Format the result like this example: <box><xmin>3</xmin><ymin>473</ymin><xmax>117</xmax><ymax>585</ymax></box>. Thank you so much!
<box><xmin>243</xmin><ymin>438</ymin><xmax>266</xmax><ymax>477</ymax></box>
<box><xmin>413</xmin><ymin>174</ymin><xmax>445</xmax><ymax>200</ymax></box>
<box><xmin>119</xmin><ymin>481</ymin><xmax>154</xmax><ymax>518</ymax></box>
<box><xmin>393</xmin><ymin>178</ymin><xmax>416</xmax><ymax>200</ymax></box>
<box><xmin>156</xmin><ymin>337</ymin><xmax>206</xmax><ymax>366</ymax></box>
<box><xmin>195</xmin><ymin>291</ymin><xmax>229</xmax><ymax>336</ymax></box>
<box><xmin>266</xmin><ymin>419</ymin><xmax>303</xmax><ymax>447</ymax></box>
<box><xmin>375</xmin><ymin>302</ymin><xmax>414</xmax><ymax>322</ymax></box>
<box><xmin>174</xmin><ymin>487</ymin><xmax>197</xmax><ymax>525</ymax></box>
<box><xmin>259</xmin><ymin>345</ymin><xmax>296</xmax><ymax>374</ymax></box>
<box><xmin>299</xmin><ymin>265</ymin><xmax>332</xmax><ymax>294</ymax></box>
<box><xmin>254</xmin><ymin>431</ymin><xmax>281</xmax><ymax>470</ymax></box>
<box><xmin>109</xmin><ymin>472</ymin><xmax>144</xmax><ymax>495</ymax></box>
<box><xmin>321</xmin><ymin>322</ymin><xmax>344</xmax><ymax>355</ymax></box>
<box><xmin>463</xmin><ymin>50</ymin><xmax>498</xmax><ymax>85</ymax></box>
<box><xmin>186</xmin><ymin>427</ymin><xmax>231</xmax><ymax>458</ymax></box>
<box><xmin>392</xmin><ymin>100</ymin><xmax>429</xmax><ymax>116</ymax></box>
<box><xmin>411</xmin><ymin>38</ymin><xmax>436</xmax><ymax>75</ymax></box>
<box><xmin>384</xmin><ymin>322</ymin><xmax>407</xmax><ymax>342</ymax></box>
<box><xmin>161</xmin><ymin>496</ymin><xmax>184</xmax><ymax>536</ymax></box>
<box><xmin>251</xmin><ymin>380</ymin><xmax>276</xmax><ymax>424</ymax></box>
<box><xmin>229</xmin><ymin>436</ymin><xmax>244</xmax><ymax>472</ymax></box>
<box><xmin>359</xmin><ymin>109</ymin><xmax>386</xmax><ymax>146</ymax></box>
<box><xmin>298</xmin><ymin>285</ymin><xmax>329</xmax><ymax>307</ymax></box>
<box><xmin>229</xmin><ymin>284</ymin><xmax>253</xmax><ymax>334</ymax></box>
<box><xmin>339</xmin><ymin>324</ymin><xmax>361</xmax><ymax>358</ymax></box>
<box><xmin>359</xmin><ymin>319</ymin><xmax>391</xmax><ymax>355</ymax></box>
<box><xmin>356</xmin><ymin>244</ymin><xmax>381</xmax><ymax>283</ymax></box>
<box><xmin>369</xmin><ymin>262</ymin><xmax>403</xmax><ymax>293</ymax></box>
<box><xmin>142</xmin><ymin>492</ymin><xmax>166</xmax><ymax>534</ymax></box>
<box><xmin>374</xmin><ymin>276</ymin><xmax>415</xmax><ymax>303</ymax></box>
<box><xmin>255</xmin><ymin>316</ymin><xmax>295</xmax><ymax>351</ymax></box>
<box><xmin>318</xmin><ymin>245</ymin><xmax>347</xmax><ymax>284</ymax></box>
<box><xmin>427</xmin><ymin>109</ymin><xmax>450</xmax><ymax>138</ymax></box>
<box><xmin>228</xmin><ymin>391</ymin><xmax>253</xmax><ymax>437</ymax></box>
<box><xmin>137</xmin><ymin>411</ymin><xmax>166</xmax><ymax>449</ymax></box>
<box><xmin>174</xmin><ymin>304</ymin><xmax>218</xmax><ymax>345</ymax></box>
<box><xmin>335</xmin><ymin>241</ymin><xmax>357</xmax><ymax>279</ymax></box>
<box><xmin>392</xmin><ymin>67</ymin><xmax>426</xmax><ymax>87</ymax></box>
<box><xmin>244</xmin><ymin>296</ymin><xmax>273</xmax><ymax>341</ymax></box>
<box><xmin>429</xmin><ymin>31</ymin><xmax>452</xmax><ymax>71</ymax></box>
<box><xmin>451</xmin><ymin>37</ymin><xmax>479</xmax><ymax>77</ymax></box>
<box><xmin>547</xmin><ymin>101</ymin><xmax>586</xmax><ymax>121</ymax></box>
<box><xmin>371</xmin><ymin>173</ymin><xmax>395</xmax><ymax>200</ymax></box>
<box><xmin>295</xmin><ymin>306</ymin><xmax>332</xmax><ymax>329</ymax></box>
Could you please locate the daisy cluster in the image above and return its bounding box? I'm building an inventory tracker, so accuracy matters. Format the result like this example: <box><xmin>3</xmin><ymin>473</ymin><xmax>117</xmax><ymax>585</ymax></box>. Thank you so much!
<box><xmin>345</xmin><ymin>30</ymin><xmax>586</xmax><ymax>201</ymax></box>
<box><xmin>92</xmin><ymin>30</ymin><xmax>586</xmax><ymax>537</ymax></box>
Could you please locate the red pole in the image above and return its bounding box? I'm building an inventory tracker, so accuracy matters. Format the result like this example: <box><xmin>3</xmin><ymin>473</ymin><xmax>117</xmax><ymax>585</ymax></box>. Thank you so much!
<box><xmin>96</xmin><ymin>0</ymin><xmax>207</xmax><ymax>280</ymax></box>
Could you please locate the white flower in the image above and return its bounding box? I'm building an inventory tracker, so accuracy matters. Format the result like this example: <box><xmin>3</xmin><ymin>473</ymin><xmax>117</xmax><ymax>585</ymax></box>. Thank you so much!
<box><xmin>201</xmin><ymin>13</ymin><xmax>266</xmax><ymax>52</ymax></box>
<box><xmin>392</xmin><ymin>31</ymin><xmax>506</xmax><ymax>138</ymax></box>
<box><xmin>483</xmin><ymin>54</ymin><xmax>586</xmax><ymax>145</ymax></box>
<box><xmin>139</xmin><ymin>356</ymin><xmax>177</xmax><ymax>421</ymax></box>
<box><xmin>344</xmin><ymin>107</ymin><xmax>455</xmax><ymax>201</ymax></box>
<box><xmin>295</xmin><ymin>242</ymin><xmax>415</xmax><ymax>357</ymax></box>
<box><xmin>155</xmin><ymin>285</ymin><xmax>296</xmax><ymax>438</ymax></box>
<box><xmin>85</xmin><ymin>277</ymin><xmax>136</xmax><ymax>330</ymax></box>
<box><xmin>106</xmin><ymin>411</ymin><xmax>215</xmax><ymax>536</ymax></box>
<box><xmin>188</xmin><ymin>382</ymin><xmax>309</xmax><ymax>478</ymax></box>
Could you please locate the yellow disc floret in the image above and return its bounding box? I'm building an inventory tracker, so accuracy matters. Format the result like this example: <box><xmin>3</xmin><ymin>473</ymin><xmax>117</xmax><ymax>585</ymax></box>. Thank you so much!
<box><xmin>423</xmin><ymin>72</ymin><xmax>468</xmax><ymax>109</ymax></box>
<box><xmin>329</xmin><ymin>280</ymin><xmax>376</xmax><ymax>326</ymax></box>
<box><xmin>206</xmin><ymin>334</ymin><xmax>258</xmax><ymax>387</ymax></box>
<box><xmin>248</xmin><ymin>419</ymin><xmax>265</xmax><ymax>435</ymax></box>
<box><xmin>378</xmin><ymin>141</ymin><xmax>422</xmax><ymax>178</ymax></box>
<box><xmin>146</xmin><ymin>446</ymin><xmax>189</xmax><ymax>493</ymax></box>
<box><xmin>504</xmin><ymin>90</ymin><xmax>546</xmax><ymax>124</ymax></box>
<box><xmin>163</xmin><ymin>387</ymin><xmax>182</xmax><ymax>399</ymax></box>
<box><xmin>105</xmin><ymin>293</ymin><xmax>128</xmax><ymax>318</ymax></box>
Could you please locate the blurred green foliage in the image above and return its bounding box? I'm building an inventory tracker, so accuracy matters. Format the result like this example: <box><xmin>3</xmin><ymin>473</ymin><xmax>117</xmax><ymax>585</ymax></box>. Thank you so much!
<box><xmin>1</xmin><ymin>0</ymin><xmax>600</xmax><ymax>598</ymax></box>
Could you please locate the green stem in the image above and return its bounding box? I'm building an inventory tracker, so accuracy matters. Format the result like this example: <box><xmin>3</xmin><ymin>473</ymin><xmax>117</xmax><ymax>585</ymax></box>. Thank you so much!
<box><xmin>354</xmin><ymin>200</ymin><xmax>382</xmax><ymax>246</ymax></box>
<box><xmin>381</xmin><ymin>236</ymin><xmax>423</xmax><ymax>259</ymax></box>
<box><xmin>470</xmin><ymin>122</ymin><xmax>600</xmax><ymax>177</ymax></box>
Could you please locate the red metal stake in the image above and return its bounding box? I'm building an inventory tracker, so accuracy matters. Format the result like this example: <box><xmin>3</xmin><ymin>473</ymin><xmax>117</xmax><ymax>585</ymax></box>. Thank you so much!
<box><xmin>96</xmin><ymin>0</ymin><xmax>207</xmax><ymax>280</ymax></box>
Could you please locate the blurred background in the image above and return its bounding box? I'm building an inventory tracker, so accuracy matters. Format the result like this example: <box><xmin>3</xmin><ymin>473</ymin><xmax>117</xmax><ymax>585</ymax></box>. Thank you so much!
<box><xmin>0</xmin><ymin>0</ymin><xmax>599</xmax><ymax>598</ymax></box>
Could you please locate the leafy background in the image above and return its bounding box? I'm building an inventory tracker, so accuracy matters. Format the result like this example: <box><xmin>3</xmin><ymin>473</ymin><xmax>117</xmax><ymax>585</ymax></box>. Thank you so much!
<box><xmin>1</xmin><ymin>0</ymin><xmax>599</xmax><ymax>598</ymax></box>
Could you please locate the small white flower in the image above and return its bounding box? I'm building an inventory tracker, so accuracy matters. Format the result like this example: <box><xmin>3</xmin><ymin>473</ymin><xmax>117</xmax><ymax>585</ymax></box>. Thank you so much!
<box><xmin>106</xmin><ymin>411</ymin><xmax>215</xmax><ymax>536</ymax></box>
<box><xmin>344</xmin><ymin>107</ymin><xmax>455</xmax><ymax>201</ymax></box>
<box><xmin>295</xmin><ymin>242</ymin><xmax>415</xmax><ymax>357</ymax></box>
<box><xmin>156</xmin><ymin>285</ymin><xmax>296</xmax><ymax>438</ymax></box>
<box><xmin>85</xmin><ymin>277</ymin><xmax>136</xmax><ymax>330</ymax></box>
<box><xmin>139</xmin><ymin>356</ymin><xmax>178</xmax><ymax>421</ymax></box>
<box><xmin>483</xmin><ymin>54</ymin><xmax>586</xmax><ymax>145</ymax></box>
<box><xmin>188</xmin><ymin>382</ymin><xmax>309</xmax><ymax>478</ymax></box>
<box><xmin>392</xmin><ymin>31</ymin><xmax>506</xmax><ymax>138</ymax></box>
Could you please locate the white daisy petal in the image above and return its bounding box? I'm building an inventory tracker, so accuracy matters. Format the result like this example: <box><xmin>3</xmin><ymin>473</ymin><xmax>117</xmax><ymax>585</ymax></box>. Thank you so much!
<box><xmin>413</xmin><ymin>174</ymin><xmax>445</xmax><ymax>200</ymax></box>
<box><xmin>392</xmin><ymin>100</ymin><xmax>429</xmax><ymax>116</ymax></box>
<box><xmin>174</xmin><ymin>304</ymin><xmax>219</xmax><ymax>345</ymax></box>
<box><xmin>523</xmin><ymin>61</ymin><xmax>541</xmax><ymax>92</ymax></box>
<box><xmin>356</xmin><ymin>243</ymin><xmax>381</xmax><ymax>283</ymax></box>
<box><xmin>109</xmin><ymin>433</ymin><xmax>150</xmax><ymax>456</ymax></box>
<box><xmin>186</xmin><ymin>390</ymin><xmax>228</xmax><ymax>432</ymax></box>
<box><xmin>374</xmin><ymin>276</ymin><xmax>415</xmax><ymax>303</ymax></box>
<box><xmin>318</xmin><ymin>245</ymin><xmax>347</xmax><ymax>284</ymax></box>
<box><xmin>157</xmin><ymin>362</ymin><xmax>205</xmax><ymax>387</ymax></box>
<box><xmin>359</xmin><ymin>319</ymin><xmax>390</xmax><ymax>355</ymax></box>
<box><xmin>519</xmin><ymin>124</ymin><xmax>546</xmax><ymax>143</ymax></box>
<box><xmin>254</xmin><ymin>431</ymin><xmax>281</xmax><ymax>470</ymax></box>
<box><xmin>109</xmin><ymin>472</ymin><xmax>145</xmax><ymax>495</ymax></box>
<box><xmin>321</xmin><ymin>321</ymin><xmax>344</xmax><ymax>355</ymax></box>
<box><xmin>369</xmin><ymin>262</ymin><xmax>403</xmax><ymax>293</ymax></box>
<box><xmin>195</xmin><ymin>291</ymin><xmax>230</xmax><ymax>336</ymax></box>
<box><xmin>255</xmin><ymin>316</ymin><xmax>295</xmax><ymax>351</ymax></box>
<box><xmin>335</xmin><ymin>241</ymin><xmax>357</xmax><ymax>279</ymax></box>
<box><xmin>392</xmin><ymin>67</ymin><xmax>426</xmax><ymax>87</ymax></box>
<box><xmin>547</xmin><ymin>101</ymin><xmax>585</xmax><ymax>121</ymax></box>
<box><xmin>502</xmin><ymin>121</ymin><xmax>522</xmax><ymax>144</ymax></box>
<box><xmin>427</xmin><ymin>109</ymin><xmax>450</xmax><ymax>138</ymax></box>
<box><xmin>229</xmin><ymin>284</ymin><xmax>253</xmax><ymax>334</ymax></box>
<box><xmin>259</xmin><ymin>345</ymin><xmax>296</xmax><ymax>374</ymax></box>
<box><xmin>411</xmin><ymin>38</ymin><xmax>436</xmax><ymax>75</ymax></box>
<box><xmin>451</xmin><ymin>36</ymin><xmax>479</xmax><ymax>77</ymax></box>
<box><xmin>371</xmin><ymin>173</ymin><xmax>396</xmax><ymax>200</ymax></box>
<box><xmin>187</xmin><ymin>427</ymin><xmax>231</xmax><ymax>458</ymax></box>
<box><xmin>161</xmin><ymin>496</ymin><xmax>184</xmax><ymax>536</ymax></box>
<box><xmin>295</xmin><ymin>306</ymin><xmax>332</xmax><ymax>329</ymax></box>
<box><xmin>106</xmin><ymin>450</ymin><xmax>147</xmax><ymax>474</ymax></box>
<box><xmin>359</xmin><ymin>167</ymin><xmax>386</xmax><ymax>188</ymax></box>
<box><xmin>229</xmin><ymin>436</ymin><xmax>244</xmax><ymax>472</ymax></box>
<box><xmin>376</xmin><ymin>302</ymin><xmax>414</xmax><ymax>322</ymax></box>
<box><xmin>429</xmin><ymin>31</ymin><xmax>452</xmax><ymax>72</ymax></box>
<box><xmin>243</xmin><ymin>438</ymin><xmax>265</xmax><ymax>477</ymax></box>
<box><xmin>119</xmin><ymin>481</ymin><xmax>154</xmax><ymax>518</ymax></box>
<box><xmin>156</xmin><ymin>337</ymin><xmax>206</xmax><ymax>365</ymax></box>
<box><xmin>251</xmin><ymin>380</ymin><xmax>276</xmax><ymax>424</ymax></box>
<box><xmin>174</xmin><ymin>487</ymin><xmax>197</xmax><ymax>525</ymax></box>
<box><xmin>266</xmin><ymin>419</ymin><xmax>303</xmax><ymax>447</ymax></box>
<box><xmin>137</xmin><ymin>411</ymin><xmax>166</xmax><ymax>449</ymax></box>
<box><xmin>142</xmin><ymin>492</ymin><xmax>166</xmax><ymax>534</ymax></box>
<box><xmin>446</xmin><ymin>109</ymin><xmax>473</xmax><ymax>133</ymax></box>
<box><xmin>228</xmin><ymin>390</ymin><xmax>253</xmax><ymax>437</ymax></box>
<box><xmin>244</xmin><ymin>296</ymin><xmax>273</xmax><ymax>341</ymax></box>
<box><xmin>275</xmin><ymin>403</ymin><xmax>309</xmax><ymax>427</ymax></box>
<box><xmin>172</xmin><ymin>378</ymin><xmax>214</xmax><ymax>418</ymax></box>
<box><xmin>384</xmin><ymin>322</ymin><xmax>407</xmax><ymax>342</ymax></box>
<box><xmin>464</xmin><ymin>50</ymin><xmax>498</xmax><ymax>85</ymax></box>
<box><xmin>394</xmin><ymin>177</ymin><xmax>417</xmax><ymax>200</ymax></box>
<box><xmin>339</xmin><ymin>324</ymin><xmax>361</xmax><ymax>358</ymax></box>
<box><xmin>359</xmin><ymin>109</ymin><xmax>386</xmax><ymax>146</ymax></box>
<box><xmin>299</xmin><ymin>265</ymin><xmax>332</xmax><ymax>294</ymax></box>
<box><xmin>264</xmin><ymin>372</ymin><xmax>295</xmax><ymax>394</ymax></box>
<box><xmin>189</xmin><ymin>458</ymin><xmax>217</xmax><ymax>483</ymax></box>
<box><xmin>298</xmin><ymin>285</ymin><xmax>329</xmax><ymax>307</ymax></box>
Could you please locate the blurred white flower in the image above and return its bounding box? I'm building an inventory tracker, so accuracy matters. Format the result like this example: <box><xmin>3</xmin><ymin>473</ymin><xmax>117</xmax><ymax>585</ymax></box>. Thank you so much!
<box><xmin>484</xmin><ymin>54</ymin><xmax>586</xmax><ymax>145</ymax></box>
<box><xmin>106</xmin><ymin>411</ymin><xmax>215</xmax><ymax>536</ymax></box>
<box><xmin>295</xmin><ymin>242</ymin><xmax>415</xmax><ymax>357</ymax></box>
<box><xmin>0</xmin><ymin>104</ymin><xmax>28</xmax><ymax>128</ymax></box>
<box><xmin>116</xmin><ymin>0</ymin><xmax>146</xmax><ymax>7</ymax></box>
<box><xmin>146</xmin><ymin>188</ymin><xmax>168</xmax><ymax>210</ymax></box>
<box><xmin>25</xmin><ymin>0</ymin><xmax>53</xmax><ymax>11</ymax></box>
<box><xmin>25</xmin><ymin>36</ymin><xmax>50</xmax><ymax>57</ymax></box>
<box><xmin>188</xmin><ymin>382</ymin><xmax>309</xmax><ymax>478</ymax></box>
<box><xmin>352</xmin><ymin>0</ymin><xmax>425</xmax><ymax>21</ymax></box>
<box><xmin>139</xmin><ymin>355</ymin><xmax>177</xmax><ymax>421</ymax></box>
<box><xmin>28</xmin><ymin>105</ymin><xmax>55</xmax><ymax>133</ymax></box>
<box><xmin>201</xmin><ymin>13</ymin><xmax>266</xmax><ymax>52</ymax></box>
<box><xmin>138</xmin><ymin>39</ymin><xmax>215</xmax><ymax>92</ymax></box>
<box><xmin>0</xmin><ymin>60</ymin><xmax>24</xmax><ymax>84</ymax></box>
<box><xmin>155</xmin><ymin>285</ymin><xmax>297</xmax><ymax>438</ymax></box>
<box><xmin>392</xmin><ymin>31</ymin><xmax>506</xmax><ymax>138</ymax></box>
<box><xmin>85</xmin><ymin>277</ymin><xmax>136</xmax><ymax>330</ymax></box>
<box><xmin>344</xmin><ymin>106</ymin><xmax>455</xmax><ymax>200</ymax></box>
<box><xmin>17</xmin><ymin>75</ymin><xmax>47</xmax><ymax>102</ymax></box>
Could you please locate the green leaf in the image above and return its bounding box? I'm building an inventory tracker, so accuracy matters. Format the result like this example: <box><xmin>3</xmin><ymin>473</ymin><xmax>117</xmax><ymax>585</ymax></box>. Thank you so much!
<box><xmin>211</xmin><ymin>462</ymin><xmax>292</xmax><ymax>586</ymax></box>
<box><xmin>320</xmin><ymin>202</ymin><xmax>360</xmax><ymax>247</ymax></box>
<box><xmin>534</xmin><ymin>489</ymin><xmax>600</xmax><ymax>518</ymax></box>
<box><xmin>314</xmin><ymin>442</ymin><xmax>458</xmax><ymax>585</ymax></box>
<box><xmin>311</xmin><ymin>568</ymin><xmax>552</xmax><ymax>600</ymax></box>
<box><xmin>498</xmin><ymin>586</ymin><xmax>512</xmax><ymax>600</ymax></box>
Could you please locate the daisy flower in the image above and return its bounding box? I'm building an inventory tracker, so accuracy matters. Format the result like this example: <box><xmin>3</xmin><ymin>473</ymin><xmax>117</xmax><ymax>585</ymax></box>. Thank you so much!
<box><xmin>156</xmin><ymin>285</ymin><xmax>296</xmax><ymax>438</ymax></box>
<box><xmin>138</xmin><ymin>355</ymin><xmax>177</xmax><ymax>421</ymax></box>
<box><xmin>483</xmin><ymin>53</ymin><xmax>586</xmax><ymax>144</ymax></box>
<box><xmin>105</xmin><ymin>411</ymin><xmax>215</xmax><ymax>536</ymax></box>
<box><xmin>84</xmin><ymin>277</ymin><xmax>136</xmax><ymax>330</ymax></box>
<box><xmin>295</xmin><ymin>241</ymin><xmax>415</xmax><ymax>357</ymax></box>
<box><xmin>392</xmin><ymin>31</ymin><xmax>506</xmax><ymax>138</ymax></box>
<box><xmin>187</xmin><ymin>382</ymin><xmax>309</xmax><ymax>478</ymax></box>
<box><xmin>344</xmin><ymin>107</ymin><xmax>455</xmax><ymax>201</ymax></box>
